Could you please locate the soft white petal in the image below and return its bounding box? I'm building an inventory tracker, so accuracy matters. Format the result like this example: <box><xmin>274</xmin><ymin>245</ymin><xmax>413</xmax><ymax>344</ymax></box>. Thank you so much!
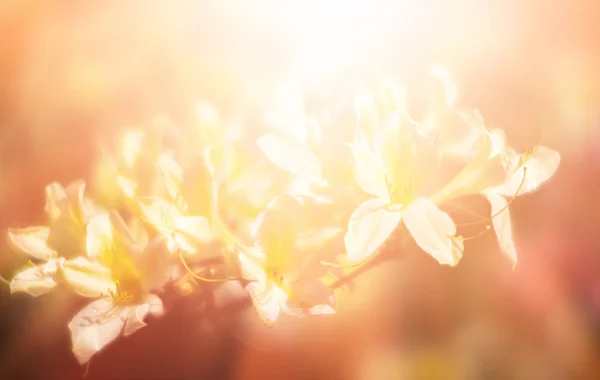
<box><xmin>246</xmin><ymin>282</ymin><xmax>283</xmax><ymax>326</ymax></box>
<box><xmin>146</xmin><ymin>293</ymin><xmax>164</xmax><ymax>317</ymax></box>
<box><xmin>156</xmin><ymin>152</ymin><xmax>184</xmax><ymax>201</ymax></box>
<box><xmin>493</xmin><ymin>146</ymin><xmax>561</xmax><ymax>196</ymax></box>
<box><xmin>485</xmin><ymin>192</ymin><xmax>517</xmax><ymax>267</ymax></box>
<box><xmin>8</xmin><ymin>227</ymin><xmax>56</xmax><ymax>261</ymax></box>
<box><xmin>61</xmin><ymin>257</ymin><xmax>115</xmax><ymax>298</ymax></box>
<box><xmin>86</xmin><ymin>213</ymin><xmax>114</xmax><ymax>261</ymax></box>
<box><xmin>133</xmin><ymin>197</ymin><xmax>180</xmax><ymax>236</ymax></box>
<box><xmin>308</xmin><ymin>304</ymin><xmax>336</xmax><ymax>315</ymax></box>
<box><xmin>68</xmin><ymin>299</ymin><xmax>127</xmax><ymax>364</ymax></box>
<box><xmin>136</xmin><ymin>237</ymin><xmax>171</xmax><ymax>291</ymax></box>
<box><xmin>257</xmin><ymin>133</ymin><xmax>322</xmax><ymax>178</ymax></box>
<box><xmin>344</xmin><ymin>198</ymin><xmax>401</xmax><ymax>262</ymax></box>
<box><xmin>238</xmin><ymin>252</ymin><xmax>268</xmax><ymax>284</ymax></box>
<box><xmin>288</xmin><ymin>176</ymin><xmax>333</xmax><ymax>205</ymax></box>
<box><xmin>402</xmin><ymin>198</ymin><xmax>463</xmax><ymax>266</ymax></box>
<box><xmin>347</xmin><ymin>141</ymin><xmax>389</xmax><ymax>198</ymax></box>
<box><xmin>44</xmin><ymin>182</ymin><xmax>67</xmax><ymax>220</ymax></box>
<box><xmin>174</xmin><ymin>216</ymin><xmax>215</xmax><ymax>252</ymax></box>
<box><xmin>123</xmin><ymin>304</ymin><xmax>149</xmax><ymax>337</ymax></box>
<box><xmin>10</xmin><ymin>265</ymin><xmax>57</xmax><ymax>296</ymax></box>
<box><xmin>122</xmin><ymin>295</ymin><xmax>163</xmax><ymax>337</ymax></box>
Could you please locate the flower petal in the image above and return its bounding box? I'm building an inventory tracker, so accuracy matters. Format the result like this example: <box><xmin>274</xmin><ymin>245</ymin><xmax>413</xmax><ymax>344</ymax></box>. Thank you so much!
<box><xmin>10</xmin><ymin>265</ymin><xmax>58</xmax><ymax>296</ymax></box>
<box><xmin>7</xmin><ymin>227</ymin><xmax>55</xmax><ymax>260</ymax></box>
<box><xmin>257</xmin><ymin>133</ymin><xmax>322</xmax><ymax>178</ymax></box>
<box><xmin>136</xmin><ymin>236</ymin><xmax>171</xmax><ymax>291</ymax></box>
<box><xmin>133</xmin><ymin>196</ymin><xmax>180</xmax><ymax>236</ymax></box>
<box><xmin>86</xmin><ymin>213</ymin><xmax>114</xmax><ymax>261</ymax></box>
<box><xmin>156</xmin><ymin>153</ymin><xmax>184</xmax><ymax>201</ymax></box>
<box><xmin>246</xmin><ymin>282</ymin><xmax>284</xmax><ymax>327</ymax></box>
<box><xmin>347</xmin><ymin>141</ymin><xmax>389</xmax><ymax>198</ymax></box>
<box><xmin>402</xmin><ymin>198</ymin><xmax>463</xmax><ymax>266</ymax></box>
<box><xmin>174</xmin><ymin>216</ymin><xmax>215</xmax><ymax>252</ymax></box>
<box><xmin>147</xmin><ymin>293</ymin><xmax>164</xmax><ymax>317</ymax></box>
<box><xmin>485</xmin><ymin>192</ymin><xmax>517</xmax><ymax>268</ymax></box>
<box><xmin>44</xmin><ymin>182</ymin><xmax>67</xmax><ymax>220</ymax></box>
<box><xmin>60</xmin><ymin>257</ymin><xmax>115</xmax><ymax>298</ymax></box>
<box><xmin>123</xmin><ymin>304</ymin><xmax>149</xmax><ymax>337</ymax></box>
<box><xmin>68</xmin><ymin>299</ymin><xmax>127</xmax><ymax>364</ymax></box>
<box><xmin>344</xmin><ymin>197</ymin><xmax>401</xmax><ymax>262</ymax></box>
<box><xmin>493</xmin><ymin>146</ymin><xmax>561</xmax><ymax>197</ymax></box>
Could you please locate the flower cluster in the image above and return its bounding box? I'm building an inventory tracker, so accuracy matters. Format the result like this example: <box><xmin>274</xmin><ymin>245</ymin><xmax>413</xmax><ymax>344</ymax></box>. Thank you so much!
<box><xmin>3</xmin><ymin>69</ymin><xmax>560</xmax><ymax>365</ymax></box>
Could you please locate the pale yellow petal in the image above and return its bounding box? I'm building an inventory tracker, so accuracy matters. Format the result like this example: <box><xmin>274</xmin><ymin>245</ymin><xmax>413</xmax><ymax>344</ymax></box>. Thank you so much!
<box><xmin>344</xmin><ymin>197</ymin><xmax>401</xmax><ymax>262</ymax></box>
<box><xmin>308</xmin><ymin>304</ymin><xmax>336</xmax><ymax>315</ymax></box>
<box><xmin>123</xmin><ymin>304</ymin><xmax>148</xmax><ymax>337</ymax></box>
<box><xmin>68</xmin><ymin>299</ymin><xmax>127</xmax><ymax>364</ymax></box>
<box><xmin>246</xmin><ymin>282</ymin><xmax>284</xmax><ymax>327</ymax></box>
<box><xmin>493</xmin><ymin>145</ymin><xmax>561</xmax><ymax>197</ymax></box>
<box><xmin>402</xmin><ymin>198</ymin><xmax>463</xmax><ymax>266</ymax></box>
<box><xmin>61</xmin><ymin>257</ymin><xmax>115</xmax><ymax>298</ymax></box>
<box><xmin>238</xmin><ymin>251</ymin><xmax>268</xmax><ymax>284</ymax></box>
<box><xmin>44</xmin><ymin>182</ymin><xmax>67</xmax><ymax>220</ymax></box>
<box><xmin>156</xmin><ymin>152</ymin><xmax>184</xmax><ymax>201</ymax></box>
<box><xmin>121</xmin><ymin>130</ymin><xmax>145</xmax><ymax>169</ymax></box>
<box><xmin>257</xmin><ymin>133</ymin><xmax>322</xmax><ymax>178</ymax></box>
<box><xmin>485</xmin><ymin>192</ymin><xmax>517</xmax><ymax>267</ymax></box>
<box><xmin>133</xmin><ymin>196</ymin><xmax>180</xmax><ymax>236</ymax></box>
<box><xmin>136</xmin><ymin>237</ymin><xmax>171</xmax><ymax>291</ymax></box>
<box><xmin>146</xmin><ymin>293</ymin><xmax>164</xmax><ymax>317</ymax></box>
<box><xmin>174</xmin><ymin>216</ymin><xmax>215</xmax><ymax>252</ymax></box>
<box><xmin>7</xmin><ymin>227</ymin><xmax>55</xmax><ymax>260</ymax></box>
<box><xmin>10</xmin><ymin>265</ymin><xmax>57</xmax><ymax>296</ymax></box>
<box><xmin>347</xmin><ymin>141</ymin><xmax>389</xmax><ymax>198</ymax></box>
<box><xmin>85</xmin><ymin>213</ymin><xmax>114</xmax><ymax>261</ymax></box>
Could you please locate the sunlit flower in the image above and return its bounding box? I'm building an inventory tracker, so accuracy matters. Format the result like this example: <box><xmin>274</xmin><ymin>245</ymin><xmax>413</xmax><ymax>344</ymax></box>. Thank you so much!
<box><xmin>237</xmin><ymin>195</ymin><xmax>337</xmax><ymax>326</ymax></box>
<box><xmin>257</xmin><ymin>111</ymin><xmax>332</xmax><ymax>203</ymax></box>
<box><xmin>7</xmin><ymin>181</ymin><xmax>99</xmax><ymax>296</ymax></box>
<box><xmin>133</xmin><ymin>196</ymin><xmax>214</xmax><ymax>255</ymax></box>
<box><xmin>63</xmin><ymin>212</ymin><xmax>169</xmax><ymax>364</ymax></box>
<box><xmin>426</xmin><ymin>111</ymin><xmax>561</xmax><ymax>266</ymax></box>
<box><xmin>481</xmin><ymin>135</ymin><xmax>561</xmax><ymax>267</ymax></box>
<box><xmin>345</xmin><ymin>109</ymin><xmax>465</xmax><ymax>266</ymax></box>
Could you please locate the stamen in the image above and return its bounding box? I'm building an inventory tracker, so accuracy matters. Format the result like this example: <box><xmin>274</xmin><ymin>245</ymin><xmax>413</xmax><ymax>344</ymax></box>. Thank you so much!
<box><xmin>320</xmin><ymin>259</ymin><xmax>365</xmax><ymax>269</ymax></box>
<box><xmin>83</xmin><ymin>360</ymin><xmax>91</xmax><ymax>378</ymax></box>
<box><xmin>449</xmin><ymin>225</ymin><xmax>491</xmax><ymax>241</ymax></box>
<box><xmin>178</xmin><ymin>250</ymin><xmax>228</xmax><ymax>282</ymax></box>
<box><xmin>0</xmin><ymin>275</ymin><xmax>10</xmax><ymax>285</ymax></box>
<box><xmin>456</xmin><ymin>167</ymin><xmax>528</xmax><ymax>227</ymax></box>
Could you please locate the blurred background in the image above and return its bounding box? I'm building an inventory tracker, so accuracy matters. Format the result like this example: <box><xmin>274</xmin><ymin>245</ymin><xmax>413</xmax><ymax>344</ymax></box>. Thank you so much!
<box><xmin>1</xmin><ymin>0</ymin><xmax>600</xmax><ymax>378</ymax></box>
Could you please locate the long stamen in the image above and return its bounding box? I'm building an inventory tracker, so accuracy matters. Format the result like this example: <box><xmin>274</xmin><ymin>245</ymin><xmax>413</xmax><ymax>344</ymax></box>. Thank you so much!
<box><xmin>0</xmin><ymin>275</ymin><xmax>10</xmax><ymax>285</ymax></box>
<box><xmin>178</xmin><ymin>250</ymin><xmax>228</xmax><ymax>283</ymax></box>
<box><xmin>449</xmin><ymin>225</ymin><xmax>491</xmax><ymax>241</ymax></box>
<box><xmin>456</xmin><ymin>166</ymin><xmax>528</xmax><ymax>227</ymax></box>
<box><xmin>83</xmin><ymin>358</ymin><xmax>92</xmax><ymax>378</ymax></box>
<box><xmin>320</xmin><ymin>259</ymin><xmax>365</xmax><ymax>269</ymax></box>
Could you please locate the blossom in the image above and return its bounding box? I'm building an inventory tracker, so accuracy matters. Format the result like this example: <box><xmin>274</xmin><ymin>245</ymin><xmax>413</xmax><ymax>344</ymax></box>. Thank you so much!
<box><xmin>7</xmin><ymin>181</ymin><xmax>99</xmax><ymax>296</ymax></box>
<box><xmin>237</xmin><ymin>195</ymin><xmax>337</xmax><ymax>326</ymax></box>
<box><xmin>133</xmin><ymin>196</ymin><xmax>215</xmax><ymax>254</ymax></box>
<box><xmin>62</xmin><ymin>212</ymin><xmax>170</xmax><ymax>364</ymax></box>
<box><xmin>345</xmin><ymin>109</ymin><xmax>465</xmax><ymax>266</ymax></box>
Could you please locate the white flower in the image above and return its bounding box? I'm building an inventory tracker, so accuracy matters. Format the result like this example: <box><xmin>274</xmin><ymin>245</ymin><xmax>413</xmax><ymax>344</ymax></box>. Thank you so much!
<box><xmin>63</xmin><ymin>213</ymin><xmax>170</xmax><ymax>364</ymax></box>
